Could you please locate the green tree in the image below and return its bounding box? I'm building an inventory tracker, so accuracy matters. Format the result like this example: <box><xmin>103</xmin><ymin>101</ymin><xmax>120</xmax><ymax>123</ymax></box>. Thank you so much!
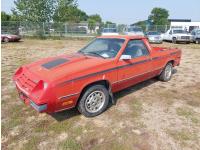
<box><xmin>88</xmin><ymin>14</ymin><xmax>102</xmax><ymax>23</ymax></box>
<box><xmin>12</xmin><ymin>0</ymin><xmax>58</xmax><ymax>22</ymax></box>
<box><xmin>53</xmin><ymin>5</ymin><xmax>88</xmax><ymax>23</ymax></box>
<box><xmin>1</xmin><ymin>11</ymin><xmax>21</xmax><ymax>34</ymax></box>
<box><xmin>148</xmin><ymin>7</ymin><xmax>169</xmax><ymax>25</ymax></box>
<box><xmin>104</xmin><ymin>21</ymin><xmax>116</xmax><ymax>28</ymax></box>
<box><xmin>1</xmin><ymin>11</ymin><xmax>11</xmax><ymax>21</ymax></box>
<box><xmin>87</xmin><ymin>14</ymin><xmax>102</xmax><ymax>32</ymax></box>
<box><xmin>88</xmin><ymin>18</ymin><xmax>96</xmax><ymax>31</ymax></box>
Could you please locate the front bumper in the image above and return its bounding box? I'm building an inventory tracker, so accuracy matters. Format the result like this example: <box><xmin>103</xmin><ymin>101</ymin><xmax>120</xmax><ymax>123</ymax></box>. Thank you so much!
<box><xmin>177</xmin><ymin>39</ymin><xmax>190</xmax><ymax>42</ymax></box>
<box><xmin>149</xmin><ymin>39</ymin><xmax>162</xmax><ymax>43</ymax></box>
<box><xmin>30</xmin><ymin>100</ymin><xmax>47</xmax><ymax>112</ymax></box>
<box><xmin>176</xmin><ymin>36</ymin><xmax>191</xmax><ymax>42</ymax></box>
<box><xmin>16</xmin><ymin>83</ymin><xmax>48</xmax><ymax>113</ymax></box>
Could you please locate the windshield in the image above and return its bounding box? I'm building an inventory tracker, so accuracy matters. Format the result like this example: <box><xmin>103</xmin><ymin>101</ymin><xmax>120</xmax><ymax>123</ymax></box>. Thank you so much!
<box><xmin>173</xmin><ymin>30</ymin><xmax>188</xmax><ymax>34</ymax></box>
<box><xmin>147</xmin><ymin>31</ymin><xmax>160</xmax><ymax>35</ymax></box>
<box><xmin>79</xmin><ymin>38</ymin><xmax>125</xmax><ymax>58</ymax></box>
<box><xmin>103</xmin><ymin>28</ymin><xmax>117</xmax><ymax>33</ymax></box>
<box><xmin>128</xmin><ymin>27</ymin><xmax>142</xmax><ymax>32</ymax></box>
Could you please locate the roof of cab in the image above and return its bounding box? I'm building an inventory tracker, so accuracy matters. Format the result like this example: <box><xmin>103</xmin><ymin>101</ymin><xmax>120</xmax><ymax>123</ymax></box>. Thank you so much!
<box><xmin>97</xmin><ymin>35</ymin><xmax>147</xmax><ymax>40</ymax></box>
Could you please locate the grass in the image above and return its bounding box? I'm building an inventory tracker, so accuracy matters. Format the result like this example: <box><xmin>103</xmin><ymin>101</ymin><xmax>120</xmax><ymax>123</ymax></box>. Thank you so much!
<box><xmin>154</xmin><ymin>90</ymin><xmax>178</xmax><ymax>105</ymax></box>
<box><xmin>73</xmin><ymin>126</ymin><xmax>84</xmax><ymax>136</ymax></box>
<box><xmin>176</xmin><ymin>107</ymin><xmax>199</xmax><ymax>124</ymax></box>
<box><xmin>24</xmin><ymin>35</ymin><xmax>95</xmax><ymax>41</ymax></box>
<box><xmin>59</xmin><ymin>138</ymin><xmax>81</xmax><ymax>150</ymax></box>
<box><xmin>168</xmin><ymin>129</ymin><xmax>198</xmax><ymax>142</ymax></box>
<box><xmin>131</xmin><ymin>99</ymin><xmax>143</xmax><ymax>118</ymax></box>
<box><xmin>43</xmin><ymin>121</ymin><xmax>73</xmax><ymax>133</ymax></box>
<box><xmin>22</xmin><ymin>136</ymin><xmax>39</xmax><ymax>150</ymax></box>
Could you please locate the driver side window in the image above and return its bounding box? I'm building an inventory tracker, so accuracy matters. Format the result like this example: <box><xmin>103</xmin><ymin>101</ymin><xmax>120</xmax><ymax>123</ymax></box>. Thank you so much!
<box><xmin>123</xmin><ymin>40</ymin><xmax>149</xmax><ymax>58</ymax></box>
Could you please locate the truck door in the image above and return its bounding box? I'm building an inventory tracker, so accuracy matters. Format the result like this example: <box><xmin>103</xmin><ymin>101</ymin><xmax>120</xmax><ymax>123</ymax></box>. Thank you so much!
<box><xmin>115</xmin><ymin>39</ymin><xmax>152</xmax><ymax>91</ymax></box>
<box><xmin>167</xmin><ymin>30</ymin><xmax>173</xmax><ymax>41</ymax></box>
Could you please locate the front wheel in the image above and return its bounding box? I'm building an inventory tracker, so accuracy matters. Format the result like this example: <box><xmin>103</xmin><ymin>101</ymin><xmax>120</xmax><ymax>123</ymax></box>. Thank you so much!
<box><xmin>4</xmin><ymin>37</ymin><xmax>9</xmax><ymax>43</ymax></box>
<box><xmin>172</xmin><ymin>37</ymin><xmax>177</xmax><ymax>44</ymax></box>
<box><xmin>159</xmin><ymin>63</ymin><xmax>173</xmax><ymax>82</ymax></box>
<box><xmin>77</xmin><ymin>84</ymin><xmax>109</xmax><ymax>117</ymax></box>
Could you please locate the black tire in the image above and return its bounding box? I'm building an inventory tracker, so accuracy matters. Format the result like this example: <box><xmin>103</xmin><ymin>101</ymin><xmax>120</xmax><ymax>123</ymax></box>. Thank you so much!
<box><xmin>172</xmin><ymin>37</ymin><xmax>177</xmax><ymax>44</ymax></box>
<box><xmin>77</xmin><ymin>84</ymin><xmax>109</xmax><ymax>117</ymax></box>
<box><xmin>186</xmin><ymin>41</ymin><xmax>190</xmax><ymax>44</ymax></box>
<box><xmin>159</xmin><ymin>63</ymin><xmax>173</xmax><ymax>82</ymax></box>
<box><xmin>195</xmin><ymin>39</ymin><xmax>200</xmax><ymax>44</ymax></box>
<box><xmin>4</xmin><ymin>37</ymin><xmax>9</xmax><ymax>43</ymax></box>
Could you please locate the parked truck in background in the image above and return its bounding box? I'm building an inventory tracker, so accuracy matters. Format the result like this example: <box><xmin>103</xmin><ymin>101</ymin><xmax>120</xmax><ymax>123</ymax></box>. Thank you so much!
<box><xmin>163</xmin><ymin>29</ymin><xmax>191</xmax><ymax>44</ymax></box>
<box><xmin>191</xmin><ymin>29</ymin><xmax>200</xmax><ymax>44</ymax></box>
<box><xmin>125</xmin><ymin>26</ymin><xmax>144</xmax><ymax>36</ymax></box>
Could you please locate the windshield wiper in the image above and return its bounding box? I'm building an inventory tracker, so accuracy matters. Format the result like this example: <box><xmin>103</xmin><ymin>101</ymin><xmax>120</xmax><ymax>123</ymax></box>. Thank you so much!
<box><xmin>84</xmin><ymin>52</ymin><xmax>105</xmax><ymax>59</ymax></box>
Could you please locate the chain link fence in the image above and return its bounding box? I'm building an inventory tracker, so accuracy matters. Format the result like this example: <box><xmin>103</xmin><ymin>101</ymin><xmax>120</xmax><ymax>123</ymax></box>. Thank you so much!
<box><xmin>1</xmin><ymin>21</ymin><xmax>171</xmax><ymax>37</ymax></box>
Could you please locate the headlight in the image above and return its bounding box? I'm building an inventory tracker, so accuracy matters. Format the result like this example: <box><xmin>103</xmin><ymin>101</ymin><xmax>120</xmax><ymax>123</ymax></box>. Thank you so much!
<box><xmin>15</xmin><ymin>67</ymin><xmax>23</xmax><ymax>76</ymax></box>
<box><xmin>32</xmin><ymin>80</ymin><xmax>48</xmax><ymax>99</ymax></box>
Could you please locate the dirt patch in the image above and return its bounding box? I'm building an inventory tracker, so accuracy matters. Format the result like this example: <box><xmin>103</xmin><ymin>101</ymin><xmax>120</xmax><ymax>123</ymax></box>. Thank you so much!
<box><xmin>1</xmin><ymin>39</ymin><xmax>200</xmax><ymax>149</ymax></box>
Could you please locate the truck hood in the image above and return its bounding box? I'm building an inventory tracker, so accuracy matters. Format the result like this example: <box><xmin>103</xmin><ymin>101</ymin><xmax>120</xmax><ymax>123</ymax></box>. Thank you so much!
<box><xmin>173</xmin><ymin>33</ymin><xmax>191</xmax><ymax>36</ymax></box>
<box><xmin>24</xmin><ymin>53</ymin><xmax>112</xmax><ymax>82</ymax></box>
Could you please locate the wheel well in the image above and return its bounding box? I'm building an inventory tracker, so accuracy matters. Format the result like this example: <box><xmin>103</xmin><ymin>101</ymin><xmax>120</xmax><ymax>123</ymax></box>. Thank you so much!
<box><xmin>167</xmin><ymin>60</ymin><xmax>175</xmax><ymax>66</ymax></box>
<box><xmin>76</xmin><ymin>80</ymin><xmax>111</xmax><ymax>105</ymax></box>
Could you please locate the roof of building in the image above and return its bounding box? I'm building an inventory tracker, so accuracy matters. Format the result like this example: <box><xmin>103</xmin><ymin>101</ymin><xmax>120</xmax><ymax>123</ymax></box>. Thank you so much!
<box><xmin>168</xmin><ymin>19</ymin><xmax>191</xmax><ymax>22</ymax></box>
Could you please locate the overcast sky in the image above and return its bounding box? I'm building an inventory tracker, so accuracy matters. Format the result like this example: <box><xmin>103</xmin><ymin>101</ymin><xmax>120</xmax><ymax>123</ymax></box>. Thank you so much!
<box><xmin>1</xmin><ymin>0</ymin><xmax>200</xmax><ymax>24</ymax></box>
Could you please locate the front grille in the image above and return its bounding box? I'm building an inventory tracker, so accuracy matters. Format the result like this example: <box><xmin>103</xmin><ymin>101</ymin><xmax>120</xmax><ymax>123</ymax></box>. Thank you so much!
<box><xmin>16</xmin><ymin>73</ymin><xmax>37</xmax><ymax>92</ymax></box>
<box><xmin>181</xmin><ymin>36</ymin><xmax>190</xmax><ymax>40</ymax></box>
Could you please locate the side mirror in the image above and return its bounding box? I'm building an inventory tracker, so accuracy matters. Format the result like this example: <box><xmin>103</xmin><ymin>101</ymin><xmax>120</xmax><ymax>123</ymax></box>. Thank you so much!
<box><xmin>120</xmin><ymin>55</ymin><xmax>132</xmax><ymax>60</ymax></box>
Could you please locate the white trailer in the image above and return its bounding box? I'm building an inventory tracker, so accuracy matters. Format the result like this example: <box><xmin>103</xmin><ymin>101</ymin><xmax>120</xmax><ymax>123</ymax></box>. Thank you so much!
<box><xmin>170</xmin><ymin>21</ymin><xmax>200</xmax><ymax>32</ymax></box>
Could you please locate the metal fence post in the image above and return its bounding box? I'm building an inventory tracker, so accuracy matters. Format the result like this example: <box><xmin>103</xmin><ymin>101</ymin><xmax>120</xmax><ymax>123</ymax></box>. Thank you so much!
<box><xmin>43</xmin><ymin>22</ymin><xmax>45</xmax><ymax>35</ymax></box>
<box><xmin>165</xmin><ymin>25</ymin><xmax>167</xmax><ymax>32</ymax></box>
<box><xmin>65</xmin><ymin>23</ymin><xmax>67</xmax><ymax>35</ymax></box>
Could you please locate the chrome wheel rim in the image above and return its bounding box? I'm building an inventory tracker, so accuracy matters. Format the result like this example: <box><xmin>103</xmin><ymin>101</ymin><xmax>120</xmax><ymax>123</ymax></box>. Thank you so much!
<box><xmin>85</xmin><ymin>91</ymin><xmax>105</xmax><ymax>113</ymax></box>
<box><xmin>165</xmin><ymin>65</ymin><xmax>172</xmax><ymax>79</ymax></box>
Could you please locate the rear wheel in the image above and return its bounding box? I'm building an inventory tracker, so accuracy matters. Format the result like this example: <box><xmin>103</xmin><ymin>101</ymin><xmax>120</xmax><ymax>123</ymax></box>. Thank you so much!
<box><xmin>195</xmin><ymin>39</ymin><xmax>200</xmax><ymax>44</ymax></box>
<box><xmin>159</xmin><ymin>63</ymin><xmax>173</xmax><ymax>82</ymax></box>
<box><xmin>77</xmin><ymin>84</ymin><xmax>109</xmax><ymax>117</ymax></box>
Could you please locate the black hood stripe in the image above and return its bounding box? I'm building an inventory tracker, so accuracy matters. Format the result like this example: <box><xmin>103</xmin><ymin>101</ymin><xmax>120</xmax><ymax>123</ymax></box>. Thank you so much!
<box><xmin>42</xmin><ymin>58</ymin><xmax>69</xmax><ymax>69</ymax></box>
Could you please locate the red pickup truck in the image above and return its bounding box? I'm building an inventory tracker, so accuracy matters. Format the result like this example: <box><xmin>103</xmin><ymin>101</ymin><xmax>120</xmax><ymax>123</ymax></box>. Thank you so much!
<box><xmin>13</xmin><ymin>35</ymin><xmax>181</xmax><ymax>117</ymax></box>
